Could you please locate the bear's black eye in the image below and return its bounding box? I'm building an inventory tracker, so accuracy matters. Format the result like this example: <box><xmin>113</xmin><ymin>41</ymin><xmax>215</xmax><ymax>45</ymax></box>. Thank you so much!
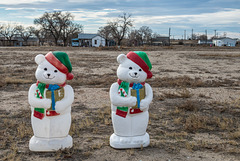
<box><xmin>139</xmin><ymin>69</ymin><xmax>142</xmax><ymax>71</ymax></box>
<box><xmin>54</xmin><ymin>70</ymin><xmax>58</xmax><ymax>73</ymax></box>
<box><xmin>129</xmin><ymin>67</ymin><xmax>132</xmax><ymax>70</ymax></box>
<box><xmin>44</xmin><ymin>68</ymin><xmax>47</xmax><ymax>71</ymax></box>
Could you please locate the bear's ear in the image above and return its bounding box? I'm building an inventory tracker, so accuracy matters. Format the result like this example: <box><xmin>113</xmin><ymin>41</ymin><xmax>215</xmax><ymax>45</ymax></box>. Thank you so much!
<box><xmin>35</xmin><ymin>54</ymin><xmax>45</xmax><ymax>65</ymax></box>
<box><xmin>117</xmin><ymin>54</ymin><xmax>127</xmax><ymax>64</ymax></box>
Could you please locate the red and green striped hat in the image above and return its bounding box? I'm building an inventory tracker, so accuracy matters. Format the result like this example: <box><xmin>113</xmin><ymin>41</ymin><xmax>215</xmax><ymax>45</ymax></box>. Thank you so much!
<box><xmin>126</xmin><ymin>51</ymin><xmax>152</xmax><ymax>79</ymax></box>
<box><xmin>45</xmin><ymin>51</ymin><xmax>74</xmax><ymax>80</ymax></box>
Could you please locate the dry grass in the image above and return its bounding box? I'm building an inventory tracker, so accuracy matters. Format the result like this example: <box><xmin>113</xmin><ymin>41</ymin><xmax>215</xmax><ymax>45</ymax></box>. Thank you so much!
<box><xmin>177</xmin><ymin>100</ymin><xmax>198</xmax><ymax>111</ymax></box>
<box><xmin>163</xmin><ymin>88</ymin><xmax>193</xmax><ymax>99</ymax></box>
<box><xmin>229</xmin><ymin>128</ymin><xmax>240</xmax><ymax>140</ymax></box>
<box><xmin>1</xmin><ymin>46</ymin><xmax>240</xmax><ymax>160</ymax></box>
<box><xmin>150</xmin><ymin>76</ymin><xmax>238</xmax><ymax>88</ymax></box>
<box><xmin>198</xmin><ymin>53</ymin><xmax>240</xmax><ymax>58</ymax></box>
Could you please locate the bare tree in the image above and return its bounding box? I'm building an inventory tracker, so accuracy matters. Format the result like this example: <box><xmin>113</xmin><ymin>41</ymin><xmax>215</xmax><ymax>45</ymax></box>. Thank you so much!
<box><xmin>152</xmin><ymin>32</ymin><xmax>161</xmax><ymax>39</ymax></box>
<box><xmin>34</xmin><ymin>11</ymin><xmax>81</xmax><ymax>46</ymax></box>
<box><xmin>16</xmin><ymin>25</ymin><xmax>35</xmax><ymax>45</ymax></box>
<box><xmin>98</xmin><ymin>25</ymin><xmax>112</xmax><ymax>46</ymax></box>
<box><xmin>107</xmin><ymin>13</ymin><xmax>133</xmax><ymax>46</ymax></box>
<box><xmin>191</xmin><ymin>34</ymin><xmax>197</xmax><ymax>40</ymax></box>
<box><xmin>198</xmin><ymin>34</ymin><xmax>207</xmax><ymax>41</ymax></box>
<box><xmin>138</xmin><ymin>26</ymin><xmax>152</xmax><ymax>45</ymax></box>
<box><xmin>33</xmin><ymin>28</ymin><xmax>48</xmax><ymax>46</ymax></box>
<box><xmin>0</xmin><ymin>23</ymin><xmax>18</xmax><ymax>41</ymax></box>
<box><xmin>128</xmin><ymin>29</ymin><xmax>142</xmax><ymax>46</ymax></box>
<box><xmin>62</xmin><ymin>22</ymin><xmax>83</xmax><ymax>46</ymax></box>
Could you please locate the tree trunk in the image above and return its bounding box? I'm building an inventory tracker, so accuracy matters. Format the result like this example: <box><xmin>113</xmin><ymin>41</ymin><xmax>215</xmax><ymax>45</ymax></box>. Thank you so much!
<box><xmin>117</xmin><ymin>40</ymin><xmax>121</xmax><ymax>46</ymax></box>
<box><xmin>63</xmin><ymin>39</ymin><xmax>67</xmax><ymax>46</ymax></box>
<box><xmin>54</xmin><ymin>38</ymin><xmax>58</xmax><ymax>46</ymax></box>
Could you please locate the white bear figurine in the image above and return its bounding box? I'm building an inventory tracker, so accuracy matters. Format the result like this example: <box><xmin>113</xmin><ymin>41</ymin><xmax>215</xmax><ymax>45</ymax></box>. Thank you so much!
<box><xmin>28</xmin><ymin>51</ymin><xmax>74</xmax><ymax>151</ymax></box>
<box><xmin>110</xmin><ymin>51</ymin><xmax>153</xmax><ymax>149</ymax></box>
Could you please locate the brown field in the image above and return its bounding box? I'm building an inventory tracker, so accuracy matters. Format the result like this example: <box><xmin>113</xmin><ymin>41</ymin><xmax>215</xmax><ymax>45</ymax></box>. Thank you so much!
<box><xmin>0</xmin><ymin>45</ymin><xmax>240</xmax><ymax>161</ymax></box>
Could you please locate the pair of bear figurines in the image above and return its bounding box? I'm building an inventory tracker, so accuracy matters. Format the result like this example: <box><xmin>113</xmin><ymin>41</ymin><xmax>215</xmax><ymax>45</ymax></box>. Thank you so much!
<box><xmin>28</xmin><ymin>51</ymin><xmax>153</xmax><ymax>151</ymax></box>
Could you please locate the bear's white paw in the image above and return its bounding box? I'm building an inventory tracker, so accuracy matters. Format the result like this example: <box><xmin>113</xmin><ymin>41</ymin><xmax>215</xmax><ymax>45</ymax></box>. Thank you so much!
<box><xmin>127</xmin><ymin>96</ymin><xmax>137</xmax><ymax>107</ymax></box>
<box><xmin>140</xmin><ymin>99</ymin><xmax>149</xmax><ymax>111</ymax></box>
<box><xmin>54</xmin><ymin>102</ymin><xmax>65</xmax><ymax>113</ymax></box>
<box><xmin>42</xmin><ymin>98</ymin><xmax>52</xmax><ymax>109</ymax></box>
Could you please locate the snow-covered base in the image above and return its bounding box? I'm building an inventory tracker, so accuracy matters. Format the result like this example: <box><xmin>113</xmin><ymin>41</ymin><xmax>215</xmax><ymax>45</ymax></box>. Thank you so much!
<box><xmin>110</xmin><ymin>133</ymin><xmax>150</xmax><ymax>149</ymax></box>
<box><xmin>29</xmin><ymin>135</ymin><xmax>72</xmax><ymax>152</ymax></box>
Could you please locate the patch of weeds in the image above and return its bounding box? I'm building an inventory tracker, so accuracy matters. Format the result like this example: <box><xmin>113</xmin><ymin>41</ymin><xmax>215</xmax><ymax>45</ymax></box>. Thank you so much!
<box><xmin>55</xmin><ymin>148</ymin><xmax>74</xmax><ymax>160</ymax></box>
<box><xmin>177</xmin><ymin>100</ymin><xmax>198</xmax><ymax>111</ymax></box>
<box><xmin>163</xmin><ymin>88</ymin><xmax>192</xmax><ymax>99</ymax></box>
<box><xmin>183</xmin><ymin>114</ymin><xmax>235</xmax><ymax>133</ymax></box>
<box><xmin>90</xmin><ymin>142</ymin><xmax>104</xmax><ymax>150</ymax></box>
<box><xmin>228</xmin><ymin>128</ymin><xmax>240</xmax><ymax>140</ymax></box>
<box><xmin>184</xmin><ymin>114</ymin><xmax>208</xmax><ymax>132</ymax></box>
<box><xmin>126</xmin><ymin>148</ymin><xmax>135</xmax><ymax>156</ymax></box>
<box><xmin>198</xmin><ymin>93</ymin><xmax>211</xmax><ymax>99</ymax></box>
<box><xmin>198</xmin><ymin>53</ymin><xmax>240</xmax><ymax>58</ymax></box>
<box><xmin>151</xmin><ymin>76</ymin><xmax>206</xmax><ymax>88</ymax></box>
<box><xmin>150</xmin><ymin>76</ymin><xmax>238</xmax><ymax>88</ymax></box>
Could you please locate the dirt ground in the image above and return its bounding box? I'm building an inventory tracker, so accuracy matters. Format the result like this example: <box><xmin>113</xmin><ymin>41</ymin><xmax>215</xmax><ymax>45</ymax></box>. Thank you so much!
<box><xmin>0</xmin><ymin>46</ymin><xmax>240</xmax><ymax>161</ymax></box>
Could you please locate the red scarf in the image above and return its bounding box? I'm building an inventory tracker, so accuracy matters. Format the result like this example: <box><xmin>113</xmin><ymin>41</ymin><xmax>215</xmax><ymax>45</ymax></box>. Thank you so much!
<box><xmin>36</xmin><ymin>81</ymin><xmax>66</xmax><ymax>88</ymax></box>
<box><xmin>117</xmin><ymin>79</ymin><xmax>145</xmax><ymax>87</ymax></box>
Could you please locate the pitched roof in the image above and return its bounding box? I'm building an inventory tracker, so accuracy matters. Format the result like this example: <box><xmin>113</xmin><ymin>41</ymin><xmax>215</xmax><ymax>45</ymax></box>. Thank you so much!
<box><xmin>213</xmin><ymin>37</ymin><xmax>238</xmax><ymax>40</ymax></box>
<box><xmin>78</xmin><ymin>33</ymin><xmax>99</xmax><ymax>39</ymax></box>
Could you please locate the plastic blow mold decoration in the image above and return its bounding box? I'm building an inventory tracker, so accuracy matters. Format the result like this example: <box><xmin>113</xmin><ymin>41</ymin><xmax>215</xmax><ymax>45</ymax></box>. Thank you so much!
<box><xmin>109</xmin><ymin>51</ymin><xmax>153</xmax><ymax>149</ymax></box>
<box><xmin>28</xmin><ymin>51</ymin><xmax>74</xmax><ymax>151</ymax></box>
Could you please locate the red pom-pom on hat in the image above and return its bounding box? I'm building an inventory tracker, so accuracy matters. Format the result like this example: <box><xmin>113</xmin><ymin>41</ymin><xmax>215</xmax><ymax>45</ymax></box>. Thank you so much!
<box><xmin>67</xmin><ymin>73</ymin><xmax>74</xmax><ymax>80</ymax></box>
<box><xmin>147</xmin><ymin>71</ymin><xmax>152</xmax><ymax>79</ymax></box>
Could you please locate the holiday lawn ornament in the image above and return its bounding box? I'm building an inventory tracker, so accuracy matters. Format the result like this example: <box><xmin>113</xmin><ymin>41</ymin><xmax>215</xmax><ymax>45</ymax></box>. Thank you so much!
<box><xmin>110</xmin><ymin>51</ymin><xmax>153</xmax><ymax>149</ymax></box>
<box><xmin>28</xmin><ymin>51</ymin><xmax>74</xmax><ymax>151</ymax></box>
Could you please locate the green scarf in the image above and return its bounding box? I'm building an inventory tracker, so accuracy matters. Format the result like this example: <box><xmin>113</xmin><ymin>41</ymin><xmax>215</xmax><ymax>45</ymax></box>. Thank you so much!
<box><xmin>34</xmin><ymin>82</ymin><xmax>46</xmax><ymax>114</ymax></box>
<box><xmin>117</xmin><ymin>81</ymin><xmax>129</xmax><ymax>112</ymax></box>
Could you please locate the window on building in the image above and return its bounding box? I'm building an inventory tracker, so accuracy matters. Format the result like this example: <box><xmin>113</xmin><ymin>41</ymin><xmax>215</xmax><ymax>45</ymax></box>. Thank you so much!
<box><xmin>95</xmin><ymin>40</ymin><xmax>97</xmax><ymax>44</ymax></box>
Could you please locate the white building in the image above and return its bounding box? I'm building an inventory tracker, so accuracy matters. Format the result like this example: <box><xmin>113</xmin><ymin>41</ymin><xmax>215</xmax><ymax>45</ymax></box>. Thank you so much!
<box><xmin>73</xmin><ymin>33</ymin><xmax>105</xmax><ymax>47</ymax></box>
<box><xmin>198</xmin><ymin>40</ymin><xmax>213</xmax><ymax>45</ymax></box>
<box><xmin>212</xmin><ymin>37</ymin><xmax>237</xmax><ymax>47</ymax></box>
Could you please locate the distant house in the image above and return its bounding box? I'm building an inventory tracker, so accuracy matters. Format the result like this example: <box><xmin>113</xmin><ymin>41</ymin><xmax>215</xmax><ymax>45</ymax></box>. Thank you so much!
<box><xmin>0</xmin><ymin>36</ymin><xmax>38</xmax><ymax>46</ymax></box>
<box><xmin>152</xmin><ymin>36</ymin><xmax>170</xmax><ymax>46</ymax></box>
<box><xmin>72</xmin><ymin>33</ymin><xmax>105</xmax><ymax>47</ymax></box>
<box><xmin>198</xmin><ymin>40</ymin><xmax>213</xmax><ymax>45</ymax></box>
<box><xmin>212</xmin><ymin>37</ymin><xmax>237</xmax><ymax>47</ymax></box>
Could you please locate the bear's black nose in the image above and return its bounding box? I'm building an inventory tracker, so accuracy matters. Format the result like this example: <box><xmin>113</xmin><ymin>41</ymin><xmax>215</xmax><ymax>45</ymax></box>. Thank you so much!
<box><xmin>134</xmin><ymin>72</ymin><xmax>138</xmax><ymax>75</ymax></box>
<box><xmin>47</xmin><ymin>74</ymin><xmax>50</xmax><ymax>77</ymax></box>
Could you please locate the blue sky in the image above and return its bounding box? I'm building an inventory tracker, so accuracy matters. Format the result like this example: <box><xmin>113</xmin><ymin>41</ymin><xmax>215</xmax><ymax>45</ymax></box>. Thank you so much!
<box><xmin>0</xmin><ymin>0</ymin><xmax>240</xmax><ymax>39</ymax></box>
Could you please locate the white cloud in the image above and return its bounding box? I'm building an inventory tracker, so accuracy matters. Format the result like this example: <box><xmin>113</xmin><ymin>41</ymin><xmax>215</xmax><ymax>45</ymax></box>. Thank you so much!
<box><xmin>217</xmin><ymin>31</ymin><xmax>240</xmax><ymax>39</ymax></box>
<box><xmin>68</xmin><ymin>0</ymin><xmax>117</xmax><ymax>3</ymax></box>
<box><xmin>5</xmin><ymin>8</ymin><xmax>37</xmax><ymax>10</ymax></box>
<box><xmin>23</xmin><ymin>14</ymin><xmax>46</xmax><ymax>20</ymax></box>
<box><xmin>0</xmin><ymin>0</ymin><xmax>53</xmax><ymax>5</ymax></box>
<box><xmin>189</xmin><ymin>9</ymin><xmax>240</xmax><ymax>26</ymax></box>
<box><xmin>0</xmin><ymin>20</ymin><xmax>34</xmax><ymax>27</ymax></box>
<box><xmin>70</xmin><ymin>9</ymin><xmax>121</xmax><ymax>22</ymax></box>
<box><xmin>103</xmin><ymin>9</ymin><xmax>117</xmax><ymax>11</ymax></box>
<box><xmin>133</xmin><ymin>9</ymin><xmax>240</xmax><ymax>27</ymax></box>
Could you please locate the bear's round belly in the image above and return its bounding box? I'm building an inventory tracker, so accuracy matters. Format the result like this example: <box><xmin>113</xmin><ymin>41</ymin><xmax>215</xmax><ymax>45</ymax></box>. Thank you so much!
<box><xmin>31</xmin><ymin>112</ymin><xmax>71</xmax><ymax>138</ymax></box>
<box><xmin>112</xmin><ymin>110</ymin><xmax>149</xmax><ymax>137</ymax></box>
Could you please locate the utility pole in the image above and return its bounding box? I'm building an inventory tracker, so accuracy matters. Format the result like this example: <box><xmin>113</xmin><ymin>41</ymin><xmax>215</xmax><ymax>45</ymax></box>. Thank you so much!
<box><xmin>184</xmin><ymin>30</ymin><xmax>186</xmax><ymax>40</ymax></box>
<box><xmin>169</xmin><ymin>28</ymin><xmax>171</xmax><ymax>45</ymax></box>
<box><xmin>192</xmin><ymin>29</ymin><xmax>193</xmax><ymax>40</ymax></box>
<box><xmin>223</xmin><ymin>32</ymin><xmax>227</xmax><ymax>37</ymax></box>
<box><xmin>205</xmin><ymin>29</ymin><xmax>207</xmax><ymax>44</ymax></box>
